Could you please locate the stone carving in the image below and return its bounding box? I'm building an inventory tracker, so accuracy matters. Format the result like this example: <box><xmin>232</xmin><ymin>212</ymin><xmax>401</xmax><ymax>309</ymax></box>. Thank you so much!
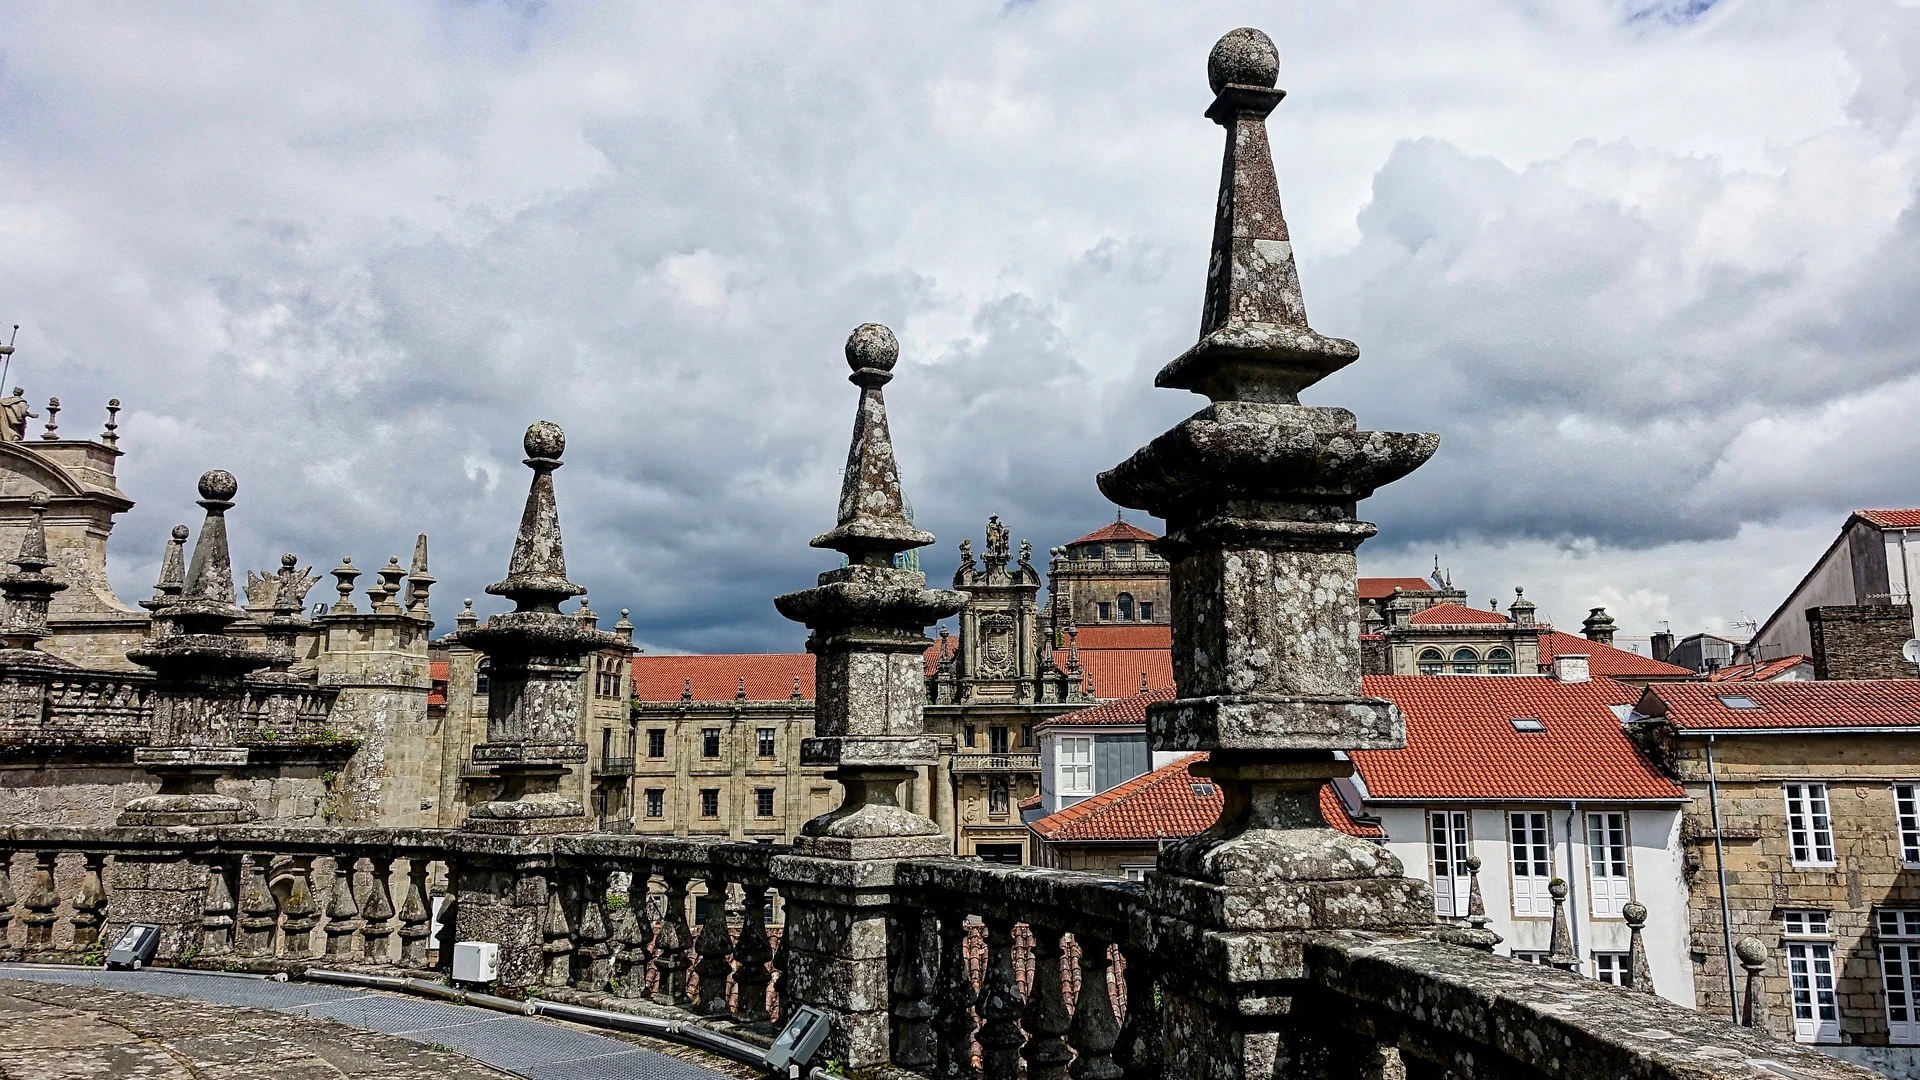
<box><xmin>0</xmin><ymin>387</ymin><xmax>36</xmax><ymax>443</ymax></box>
<box><xmin>245</xmin><ymin>561</ymin><xmax>319</xmax><ymax>613</ymax></box>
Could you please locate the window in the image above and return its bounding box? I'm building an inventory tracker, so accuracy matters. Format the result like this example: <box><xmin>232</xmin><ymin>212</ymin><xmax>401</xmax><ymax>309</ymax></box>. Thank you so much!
<box><xmin>1430</xmin><ymin>811</ymin><xmax>1471</xmax><ymax>917</ymax></box>
<box><xmin>475</xmin><ymin>659</ymin><xmax>490</xmax><ymax>695</ymax></box>
<box><xmin>1785</xmin><ymin>783</ymin><xmax>1836</xmax><ymax>866</ymax></box>
<box><xmin>963</xmin><ymin>725</ymin><xmax>976</xmax><ymax>748</ymax></box>
<box><xmin>700</xmin><ymin>789</ymin><xmax>720</xmax><ymax>817</ymax></box>
<box><xmin>702</xmin><ymin>728</ymin><xmax>721</xmax><ymax>758</ymax></box>
<box><xmin>1717</xmin><ymin>694</ymin><xmax>1762</xmax><ymax>710</ymax></box>
<box><xmin>1784</xmin><ymin>910</ymin><xmax>1839</xmax><ymax>1043</ymax></box>
<box><xmin>1586</xmin><ymin>812</ymin><xmax>1632</xmax><ymax>918</ymax></box>
<box><xmin>1086</xmin><ymin>545</ymin><xmax>1104</xmax><ymax>559</ymax></box>
<box><xmin>989</xmin><ymin>726</ymin><xmax>1009</xmax><ymax>755</ymax></box>
<box><xmin>1593</xmin><ymin>953</ymin><xmax>1632</xmax><ymax>986</ymax></box>
<box><xmin>1509</xmin><ymin>812</ymin><xmax>1553</xmax><ymax>917</ymax></box>
<box><xmin>1121</xmin><ymin>865</ymin><xmax>1153</xmax><ymax>882</ymax></box>
<box><xmin>1059</xmin><ymin>736</ymin><xmax>1093</xmax><ymax>796</ymax></box>
<box><xmin>1898</xmin><ymin>785</ymin><xmax>1920</xmax><ymax>865</ymax></box>
<box><xmin>648</xmin><ymin>728</ymin><xmax>666</xmax><ymax>758</ymax></box>
<box><xmin>1418</xmin><ymin>648</ymin><xmax>1444</xmax><ymax>676</ymax></box>
<box><xmin>975</xmin><ymin>844</ymin><xmax>1023</xmax><ymax>865</ymax></box>
<box><xmin>1882</xmin><ymin>909</ymin><xmax>1920</xmax><ymax>1044</ymax></box>
<box><xmin>1138</xmin><ymin>601</ymin><xmax>1154</xmax><ymax>621</ymax></box>
<box><xmin>1114</xmin><ymin>543</ymin><xmax>1132</xmax><ymax>557</ymax></box>
<box><xmin>601</xmin><ymin>728</ymin><xmax>613</xmax><ymax>760</ymax></box>
<box><xmin>645</xmin><ymin>789</ymin><xmax>664</xmax><ymax>818</ymax></box>
<box><xmin>1511</xmin><ymin>950</ymin><xmax>1550</xmax><ymax>965</ymax></box>
<box><xmin>1097</xmin><ymin>602</ymin><xmax>1113</xmax><ymax>622</ymax></box>
<box><xmin>1486</xmin><ymin>647</ymin><xmax>1513</xmax><ymax>675</ymax></box>
<box><xmin>1020</xmin><ymin>724</ymin><xmax>1033</xmax><ymax>748</ymax></box>
<box><xmin>1510</xmin><ymin>717</ymin><xmax>1545</xmax><ymax>732</ymax></box>
<box><xmin>1450</xmin><ymin>647</ymin><xmax>1479</xmax><ymax>674</ymax></box>
<box><xmin>755</xmin><ymin>787</ymin><xmax>775</xmax><ymax>817</ymax></box>
<box><xmin>757</xmin><ymin>728</ymin><xmax>776</xmax><ymax>758</ymax></box>
<box><xmin>1117</xmin><ymin>593</ymin><xmax>1135</xmax><ymax>621</ymax></box>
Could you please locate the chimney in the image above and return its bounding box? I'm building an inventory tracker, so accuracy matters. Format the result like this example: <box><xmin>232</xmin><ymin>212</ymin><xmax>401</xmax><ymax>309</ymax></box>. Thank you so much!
<box><xmin>1807</xmin><ymin>604</ymin><xmax>1917</xmax><ymax>680</ymax></box>
<box><xmin>1650</xmin><ymin>631</ymin><xmax>1675</xmax><ymax>664</ymax></box>
<box><xmin>1551</xmin><ymin>654</ymin><xmax>1590</xmax><ymax>684</ymax></box>
<box><xmin>1581</xmin><ymin>607</ymin><xmax>1617</xmax><ymax>647</ymax></box>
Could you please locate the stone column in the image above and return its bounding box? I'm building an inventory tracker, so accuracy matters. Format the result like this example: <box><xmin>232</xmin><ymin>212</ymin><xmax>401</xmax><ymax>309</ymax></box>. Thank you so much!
<box><xmin>771</xmin><ymin>323</ymin><xmax>965</xmax><ymax>1069</ymax></box>
<box><xmin>448</xmin><ymin>421</ymin><xmax>626</xmax><ymax>988</ymax></box>
<box><xmin>1097</xmin><ymin>28</ymin><xmax>1439</xmax><ymax>1080</ymax></box>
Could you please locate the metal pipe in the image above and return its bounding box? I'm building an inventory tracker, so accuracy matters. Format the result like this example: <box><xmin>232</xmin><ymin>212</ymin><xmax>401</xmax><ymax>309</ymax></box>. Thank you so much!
<box><xmin>1564</xmin><ymin>801</ymin><xmax>1582</xmax><ymax>971</ymax></box>
<box><xmin>1705</xmin><ymin>735</ymin><xmax>1739</xmax><ymax>1021</ymax></box>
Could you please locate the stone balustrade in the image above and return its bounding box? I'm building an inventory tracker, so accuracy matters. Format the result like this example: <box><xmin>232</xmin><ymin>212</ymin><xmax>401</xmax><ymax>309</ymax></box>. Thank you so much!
<box><xmin>0</xmin><ymin>669</ymin><xmax>341</xmax><ymax>748</ymax></box>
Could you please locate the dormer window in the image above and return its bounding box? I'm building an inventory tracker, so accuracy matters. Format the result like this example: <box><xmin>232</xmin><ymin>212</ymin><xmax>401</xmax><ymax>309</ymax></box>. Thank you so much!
<box><xmin>1114</xmin><ymin>543</ymin><xmax>1132</xmax><ymax>557</ymax></box>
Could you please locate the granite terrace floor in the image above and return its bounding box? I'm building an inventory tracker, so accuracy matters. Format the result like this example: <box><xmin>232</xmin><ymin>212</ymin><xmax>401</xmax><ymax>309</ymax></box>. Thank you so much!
<box><xmin>0</xmin><ymin>967</ymin><xmax>746</xmax><ymax>1080</ymax></box>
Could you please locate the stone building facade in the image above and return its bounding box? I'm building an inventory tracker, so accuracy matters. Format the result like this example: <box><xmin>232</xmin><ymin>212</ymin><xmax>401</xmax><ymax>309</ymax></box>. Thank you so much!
<box><xmin>1044</xmin><ymin>518</ymin><xmax>1168</xmax><ymax>639</ymax></box>
<box><xmin>1747</xmin><ymin>509</ymin><xmax>1920</xmax><ymax>668</ymax></box>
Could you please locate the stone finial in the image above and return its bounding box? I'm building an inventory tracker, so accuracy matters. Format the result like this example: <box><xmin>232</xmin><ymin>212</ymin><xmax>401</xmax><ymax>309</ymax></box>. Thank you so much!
<box><xmin>102</xmin><ymin>399</ymin><xmax>121</xmax><ymax>448</ymax></box>
<box><xmin>404</xmin><ymin>533</ymin><xmax>434</xmax><ymax>616</ymax></box>
<box><xmin>0</xmin><ymin>491</ymin><xmax>69</xmax><ymax>652</ymax></box>
<box><xmin>614</xmin><ymin>607</ymin><xmax>634</xmax><ymax>642</ymax></box>
<box><xmin>1432</xmin><ymin>853</ymin><xmax>1501</xmax><ymax>952</ymax></box>
<box><xmin>1736</xmin><ymin>936</ymin><xmax>1769</xmax><ymax>1031</ymax></box>
<box><xmin>270</xmin><ymin>553</ymin><xmax>316</xmax><ymax>616</ymax></box>
<box><xmin>145</xmin><ymin>524</ymin><xmax>191</xmax><ymax>610</ymax></box>
<box><xmin>370</xmin><ymin>556</ymin><xmax>406</xmax><ymax>614</ymax></box>
<box><xmin>1623</xmin><ymin>900</ymin><xmax>1655</xmax><ymax>995</ymax></box>
<box><xmin>736</xmin><ymin>676</ymin><xmax>748</xmax><ymax>701</ymax></box>
<box><xmin>1546</xmin><ymin>879</ymin><xmax>1579</xmax><ymax>971</ymax></box>
<box><xmin>804</xmin><ymin>324</ymin><xmax>935</xmax><ymax>566</ymax></box>
<box><xmin>792</xmin><ymin>675</ymin><xmax>804</xmax><ymax>700</ymax></box>
<box><xmin>329</xmin><ymin>557</ymin><xmax>359</xmax><ymax>614</ymax></box>
<box><xmin>1582</xmin><ymin>606</ymin><xmax>1617</xmax><ymax>646</ymax></box>
<box><xmin>1510</xmin><ymin>586</ymin><xmax>1537</xmax><ymax>627</ymax></box>
<box><xmin>40</xmin><ymin>397</ymin><xmax>58</xmax><ymax>440</ymax></box>
<box><xmin>1065</xmin><ymin>624</ymin><xmax>1082</xmax><ymax>674</ymax></box>
<box><xmin>485</xmin><ymin>421</ymin><xmax>586</xmax><ymax>612</ymax></box>
<box><xmin>182</xmin><ymin>470</ymin><xmax>239</xmax><ymax>608</ymax></box>
<box><xmin>576</xmin><ymin>595</ymin><xmax>597</xmax><ymax>625</ymax></box>
<box><xmin>681</xmin><ymin>677</ymin><xmax>693</xmax><ymax>702</ymax></box>
<box><xmin>455</xmin><ymin>597</ymin><xmax>478</xmax><ymax>630</ymax></box>
<box><xmin>1018</xmin><ymin>539</ymin><xmax>1033</xmax><ymax>573</ymax></box>
<box><xmin>1464</xmin><ymin>856</ymin><xmax>1495</xmax><ymax>936</ymax></box>
<box><xmin>1140</xmin><ymin>671</ymin><xmax>1150</xmax><ymax>693</ymax></box>
<box><xmin>1207</xmin><ymin>26</ymin><xmax>1279</xmax><ymax>93</ymax></box>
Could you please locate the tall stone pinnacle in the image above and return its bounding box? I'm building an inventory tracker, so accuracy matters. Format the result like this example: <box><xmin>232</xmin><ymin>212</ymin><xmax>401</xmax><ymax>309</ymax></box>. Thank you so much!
<box><xmin>488</xmin><ymin>420</ymin><xmax>584</xmax><ymax>612</ymax></box>
<box><xmin>0</xmin><ymin>491</ymin><xmax>71</xmax><ymax>655</ymax></box>
<box><xmin>181</xmin><ymin>469</ymin><xmax>239</xmax><ymax>609</ymax></box>
<box><xmin>146</xmin><ymin>525</ymin><xmax>190</xmax><ymax>607</ymax></box>
<box><xmin>774</xmin><ymin>323</ymin><xmax>964</xmax><ymax>856</ymax></box>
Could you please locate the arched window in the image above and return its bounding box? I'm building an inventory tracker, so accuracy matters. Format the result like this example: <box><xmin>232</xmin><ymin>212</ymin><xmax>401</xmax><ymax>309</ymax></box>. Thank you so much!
<box><xmin>1117</xmin><ymin>593</ymin><xmax>1135</xmax><ymax>621</ymax></box>
<box><xmin>1450</xmin><ymin>647</ymin><xmax>1479</xmax><ymax>674</ymax></box>
<box><xmin>1486</xmin><ymin>647</ymin><xmax>1513</xmax><ymax>675</ymax></box>
<box><xmin>1418</xmin><ymin>649</ymin><xmax>1444</xmax><ymax>676</ymax></box>
<box><xmin>475</xmin><ymin>658</ymin><xmax>491</xmax><ymax>695</ymax></box>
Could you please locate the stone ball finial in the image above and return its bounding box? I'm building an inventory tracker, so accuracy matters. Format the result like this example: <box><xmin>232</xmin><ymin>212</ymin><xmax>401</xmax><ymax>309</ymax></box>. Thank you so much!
<box><xmin>171</xmin><ymin>525</ymin><xmax>190</xmax><ymax>541</ymax></box>
<box><xmin>523</xmin><ymin>420</ymin><xmax>566</xmax><ymax>461</ymax></box>
<box><xmin>1548</xmin><ymin>878</ymin><xmax>1568</xmax><ymax>900</ymax></box>
<box><xmin>1622</xmin><ymin>900</ymin><xmax>1648</xmax><ymax>928</ymax></box>
<box><xmin>1735</xmin><ymin>936</ymin><xmax>1768</xmax><ymax>968</ymax></box>
<box><xmin>1207</xmin><ymin>27</ymin><xmax>1279</xmax><ymax>94</ymax></box>
<box><xmin>282</xmin><ymin>552</ymin><xmax>298</xmax><ymax>568</ymax></box>
<box><xmin>27</xmin><ymin>490</ymin><xmax>48</xmax><ymax>511</ymax></box>
<box><xmin>845</xmin><ymin>322</ymin><xmax>899</xmax><ymax>373</ymax></box>
<box><xmin>1464</xmin><ymin>854</ymin><xmax>1482</xmax><ymax>872</ymax></box>
<box><xmin>198</xmin><ymin>469</ymin><xmax>238</xmax><ymax>502</ymax></box>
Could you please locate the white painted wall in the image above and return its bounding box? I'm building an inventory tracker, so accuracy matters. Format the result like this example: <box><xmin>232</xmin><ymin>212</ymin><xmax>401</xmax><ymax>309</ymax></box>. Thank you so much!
<box><xmin>1375</xmin><ymin>803</ymin><xmax>1695</xmax><ymax>1008</ymax></box>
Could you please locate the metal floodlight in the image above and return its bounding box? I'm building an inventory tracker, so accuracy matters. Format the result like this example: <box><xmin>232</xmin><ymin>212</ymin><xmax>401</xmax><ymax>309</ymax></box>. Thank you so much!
<box><xmin>104</xmin><ymin>923</ymin><xmax>161</xmax><ymax>970</ymax></box>
<box><xmin>763</xmin><ymin>1004</ymin><xmax>831</xmax><ymax>1076</ymax></box>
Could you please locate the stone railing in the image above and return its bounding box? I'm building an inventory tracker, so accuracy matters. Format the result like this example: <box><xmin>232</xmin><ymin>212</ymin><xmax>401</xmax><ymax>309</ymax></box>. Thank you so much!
<box><xmin>949</xmin><ymin>752</ymin><xmax>1041</xmax><ymax>773</ymax></box>
<box><xmin>0</xmin><ymin>671</ymin><xmax>155</xmax><ymax>745</ymax></box>
<box><xmin>0</xmin><ymin>823</ymin><xmax>1877</xmax><ymax>1080</ymax></box>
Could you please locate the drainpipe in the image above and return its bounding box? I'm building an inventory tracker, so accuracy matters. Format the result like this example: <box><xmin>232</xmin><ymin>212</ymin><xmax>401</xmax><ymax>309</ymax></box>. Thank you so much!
<box><xmin>1706</xmin><ymin>733</ymin><xmax>1739</xmax><ymax>1021</ymax></box>
<box><xmin>1564</xmin><ymin>800</ymin><xmax>1583</xmax><ymax>972</ymax></box>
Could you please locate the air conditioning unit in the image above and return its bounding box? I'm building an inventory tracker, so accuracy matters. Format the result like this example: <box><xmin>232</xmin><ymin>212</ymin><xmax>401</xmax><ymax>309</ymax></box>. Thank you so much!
<box><xmin>451</xmin><ymin>941</ymin><xmax>499</xmax><ymax>984</ymax></box>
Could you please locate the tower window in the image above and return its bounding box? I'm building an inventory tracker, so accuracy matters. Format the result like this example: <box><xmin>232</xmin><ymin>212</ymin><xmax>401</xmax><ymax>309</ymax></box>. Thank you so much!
<box><xmin>1086</xmin><ymin>545</ymin><xmax>1103</xmax><ymax>559</ymax></box>
<box><xmin>1097</xmin><ymin>602</ymin><xmax>1112</xmax><ymax>622</ymax></box>
<box><xmin>1138</xmin><ymin>601</ymin><xmax>1153</xmax><ymax>621</ymax></box>
<box><xmin>474</xmin><ymin>659</ymin><xmax>490</xmax><ymax>695</ymax></box>
<box><xmin>1114</xmin><ymin>543</ymin><xmax>1132</xmax><ymax>557</ymax></box>
<box><xmin>1450</xmin><ymin>647</ymin><xmax>1479</xmax><ymax>674</ymax></box>
<box><xmin>1486</xmin><ymin>647</ymin><xmax>1513</xmax><ymax>675</ymax></box>
<box><xmin>1117</xmin><ymin>593</ymin><xmax>1135</xmax><ymax>620</ymax></box>
<box><xmin>1418</xmin><ymin>649</ymin><xmax>1444</xmax><ymax>676</ymax></box>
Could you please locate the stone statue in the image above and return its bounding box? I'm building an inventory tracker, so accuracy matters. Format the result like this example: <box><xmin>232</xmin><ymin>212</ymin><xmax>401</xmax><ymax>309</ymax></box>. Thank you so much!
<box><xmin>0</xmin><ymin>388</ymin><xmax>37</xmax><ymax>443</ymax></box>
<box><xmin>984</xmin><ymin>514</ymin><xmax>1009</xmax><ymax>558</ymax></box>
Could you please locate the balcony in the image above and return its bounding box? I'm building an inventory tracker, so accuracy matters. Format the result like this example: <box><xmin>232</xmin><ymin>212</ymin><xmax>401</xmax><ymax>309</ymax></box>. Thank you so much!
<box><xmin>593</xmin><ymin>756</ymin><xmax>635</xmax><ymax>778</ymax></box>
<box><xmin>951</xmin><ymin>751</ymin><xmax>1039</xmax><ymax>773</ymax></box>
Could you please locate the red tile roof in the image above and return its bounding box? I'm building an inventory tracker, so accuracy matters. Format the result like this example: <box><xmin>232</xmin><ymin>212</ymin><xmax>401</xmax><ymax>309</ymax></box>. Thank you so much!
<box><xmin>1858</xmin><ymin>509</ymin><xmax>1920</xmax><ymax>529</ymax></box>
<box><xmin>1704</xmin><ymin>655</ymin><xmax>1810</xmax><ymax>682</ymax></box>
<box><xmin>1635</xmin><ymin>680</ymin><xmax>1920</xmax><ymax>731</ymax></box>
<box><xmin>1070</xmin><ymin>625</ymin><xmax>1171</xmax><ymax>651</ymax></box>
<box><xmin>1055</xmin><ymin>647</ymin><xmax>1175</xmax><ymax>699</ymax></box>
<box><xmin>1350</xmin><ymin>675</ymin><xmax>1685</xmax><ymax>802</ymax></box>
<box><xmin>1039</xmin><ymin>686</ymin><xmax>1175</xmax><ymax>727</ymax></box>
<box><xmin>428</xmin><ymin>659</ymin><xmax>450</xmax><ymax>708</ymax></box>
<box><xmin>1407</xmin><ymin>602</ymin><xmax>1510</xmax><ymax>625</ymax></box>
<box><xmin>1538</xmin><ymin>629</ymin><xmax>1692</xmax><ymax>678</ymax></box>
<box><xmin>1068</xmin><ymin>520</ymin><xmax>1160</xmax><ymax>546</ymax></box>
<box><xmin>1359</xmin><ymin>577</ymin><xmax>1438</xmax><ymax>599</ymax></box>
<box><xmin>632</xmin><ymin>654</ymin><xmax>814</xmax><ymax>702</ymax></box>
<box><xmin>1029</xmin><ymin>752</ymin><xmax>1379</xmax><ymax>841</ymax></box>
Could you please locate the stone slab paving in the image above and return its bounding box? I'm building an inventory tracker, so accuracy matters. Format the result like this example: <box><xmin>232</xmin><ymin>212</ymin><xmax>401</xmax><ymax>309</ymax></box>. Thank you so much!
<box><xmin>0</xmin><ymin>968</ymin><xmax>740</xmax><ymax>1080</ymax></box>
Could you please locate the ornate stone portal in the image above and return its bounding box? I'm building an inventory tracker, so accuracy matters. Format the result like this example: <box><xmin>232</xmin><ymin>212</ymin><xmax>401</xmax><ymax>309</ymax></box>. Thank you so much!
<box><xmin>1098</xmin><ymin>27</ymin><xmax>1442</xmax><ymax>1078</ymax></box>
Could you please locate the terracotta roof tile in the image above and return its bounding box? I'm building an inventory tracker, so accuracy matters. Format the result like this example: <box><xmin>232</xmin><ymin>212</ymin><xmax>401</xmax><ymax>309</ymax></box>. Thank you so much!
<box><xmin>1358</xmin><ymin>577</ymin><xmax>1437</xmax><ymax>600</ymax></box>
<box><xmin>1068</xmin><ymin>520</ymin><xmax>1160</xmax><ymax>546</ymax></box>
<box><xmin>1704</xmin><ymin>655</ymin><xmax>1810</xmax><ymax>682</ymax></box>
<box><xmin>632</xmin><ymin>654</ymin><xmax>813</xmax><ymax>702</ymax></box>
<box><xmin>1039</xmin><ymin>686</ymin><xmax>1175</xmax><ymax>727</ymax></box>
<box><xmin>1538</xmin><ymin>629</ymin><xmax>1692</xmax><ymax>678</ymax></box>
<box><xmin>1070</xmin><ymin>625</ymin><xmax>1171</xmax><ymax>651</ymax></box>
<box><xmin>1407</xmin><ymin>603</ymin><xmax>1510</xmax><ymax>625</ymax></box>
<box><xmin>1637</xmin><ymin>679</ymin><xmax>1920</xmax><ymax>731</ymax></box>
<box><xmin>1858</xmin><ymin>509</ymin><xmax>1920</xmax><ymax>529</ymax></box>
<box><xmin>1053</xmin><ymin>648</ymin><xmax>1175</xmax><ymax>699</ymax></box>
<box><xmin>1351</xmin><ymin>675</ymin><xmax>1685</xmax><ymax>802</ymax></box>
<box><xmin>1030</xmin><ymin>751</ymin><xmax>1378</xmax><ymax>841</ymax></box>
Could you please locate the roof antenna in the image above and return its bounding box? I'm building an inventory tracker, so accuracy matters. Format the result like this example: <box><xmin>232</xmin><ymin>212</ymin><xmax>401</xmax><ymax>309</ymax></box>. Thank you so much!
<box><xmin>0</xmin><ymin>325</ymin><xmax>18</xmax><ymax>389</ymax></box>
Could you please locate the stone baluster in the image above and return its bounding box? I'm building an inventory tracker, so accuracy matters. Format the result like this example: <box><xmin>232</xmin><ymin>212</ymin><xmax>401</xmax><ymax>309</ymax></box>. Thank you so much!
<box><xmin>933</xmin><ymin>910</ymin><xmax>978</xmax><ymax>1080</ymax></box>
<box><xmin>324</xmin><ymin>856</ymin><xmax>363</xmax><ymax>959</ymax></box>
<box><xmin>235</xmin><ymin>856</ymin><xmax>277</xmax><ymax>957</ymax></box>
<box><xmin>572</xmin><ymin>865</ymin><xmax>613</xmax><ymax>993</ymax></box>
<box><xmin>977</xmin><ymin>917</ymin><xmax>1025</xmax><ymax>1080</ymax></box>
<box><xmin>1737</xmin><ymin>937</ymin><xmax>1770</xmax><ymax>1033</ymax></box>
<box><xmin>198</xmin><ymin>856</ymin><xmax>235</xmax><ymax>959</ymax></box>
<box><xmin>1545</xmin><ymin>879</ymin><xmax>1579</xmax><ymax>972</ymax></box>
<box><xmin>612</xmin><ymin>866</ymin><xmax>652</xmax><ymax>999</ymax></box>
<box><xmin>733</xmin><ymin>882</ymin><xmax>774</xmax><ymax>1024</ymax></box>
<box><xmin>772</xmin><ymin>915</ymin><xmax>791</xmax><ymax>1023</ymax></box>
<box><xmin>21</xmin><ymin>853</ymin><xmax>57</xmax><ymax>949</ymax></box>
<box><xmin>1067</xmin><ymin>935</ymin><xmax>1122</xmax><ymax>1080</ymax></box>
<box><xmin>542</xmin><ymin>877</ymin><xmax>574</xmax><ymax>988</ymax></box>
<box><xmin>69</xmin><ymin>854</ymin><xmax>106</xmax><ymax>950</ymax></box>
<box><xmin>891</xmin><ymin>908</ymin><xmax>940</xmax><ymax>1070</ymax></box>
<box><xmin>1021</xmin><ymin>924</ymin><xmax>1073</xmax><ymax>1080</ymax></box>
<box><xmin>1115</xmin><ymin>947</ymin><xmax>1163</xmax><ymax>1079</ymax></box>
<box><xmin>1623</xmin><ymin>900</ymin><xmax>1654</xmax><ymax>995</ymax></box>
<box><xmin>280</xmin><ymin>856</ymin><xmax>321</xmax><ymax>958</ymax></box>
<box><xmin>694</xmin><ymin>875</ymin><xmax>735</xmax><ymax>1016</ymax></box>
<box><xmin>0</xmin><ymin>850</ymin><xmax>16</xmax><ymax>955</ymax></box>
<box><xmin>359</xmin><ymin>855</ymin><xmax>397</xmax><ymax>965</ymax></box>
<box><xmin>397</xmin><ymin>859</ymin><xmax>432</xmax><ymax>967</ymax></box>
<box><xmin>654</xmin><ymin>873</ymin><xmax>694</xmax><ymax>1005</ymax></box>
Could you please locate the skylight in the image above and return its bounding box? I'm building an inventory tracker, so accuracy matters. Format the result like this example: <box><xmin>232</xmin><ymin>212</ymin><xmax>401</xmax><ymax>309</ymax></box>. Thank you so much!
<box><xmin>1509</xmin><ymin>717</ymin><xmax>1545</xmax><ymax>732</ymax></box>
<box><xmin>1190</xmin><ymin>782</ymin><xmax>1216</xmax><ymax>797</ymax></box>
<box><xmin>1716</xmin><ymin>695</ymin><xmax>1761</xmax><ymax>710</ymax></box>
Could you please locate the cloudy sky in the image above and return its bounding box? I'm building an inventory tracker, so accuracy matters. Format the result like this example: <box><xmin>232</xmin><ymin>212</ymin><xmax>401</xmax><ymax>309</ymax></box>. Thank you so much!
<box><xmin>4</xmin><ymin>0</ymin><xmax>1917</xmax><ymax>654</ymax></box>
